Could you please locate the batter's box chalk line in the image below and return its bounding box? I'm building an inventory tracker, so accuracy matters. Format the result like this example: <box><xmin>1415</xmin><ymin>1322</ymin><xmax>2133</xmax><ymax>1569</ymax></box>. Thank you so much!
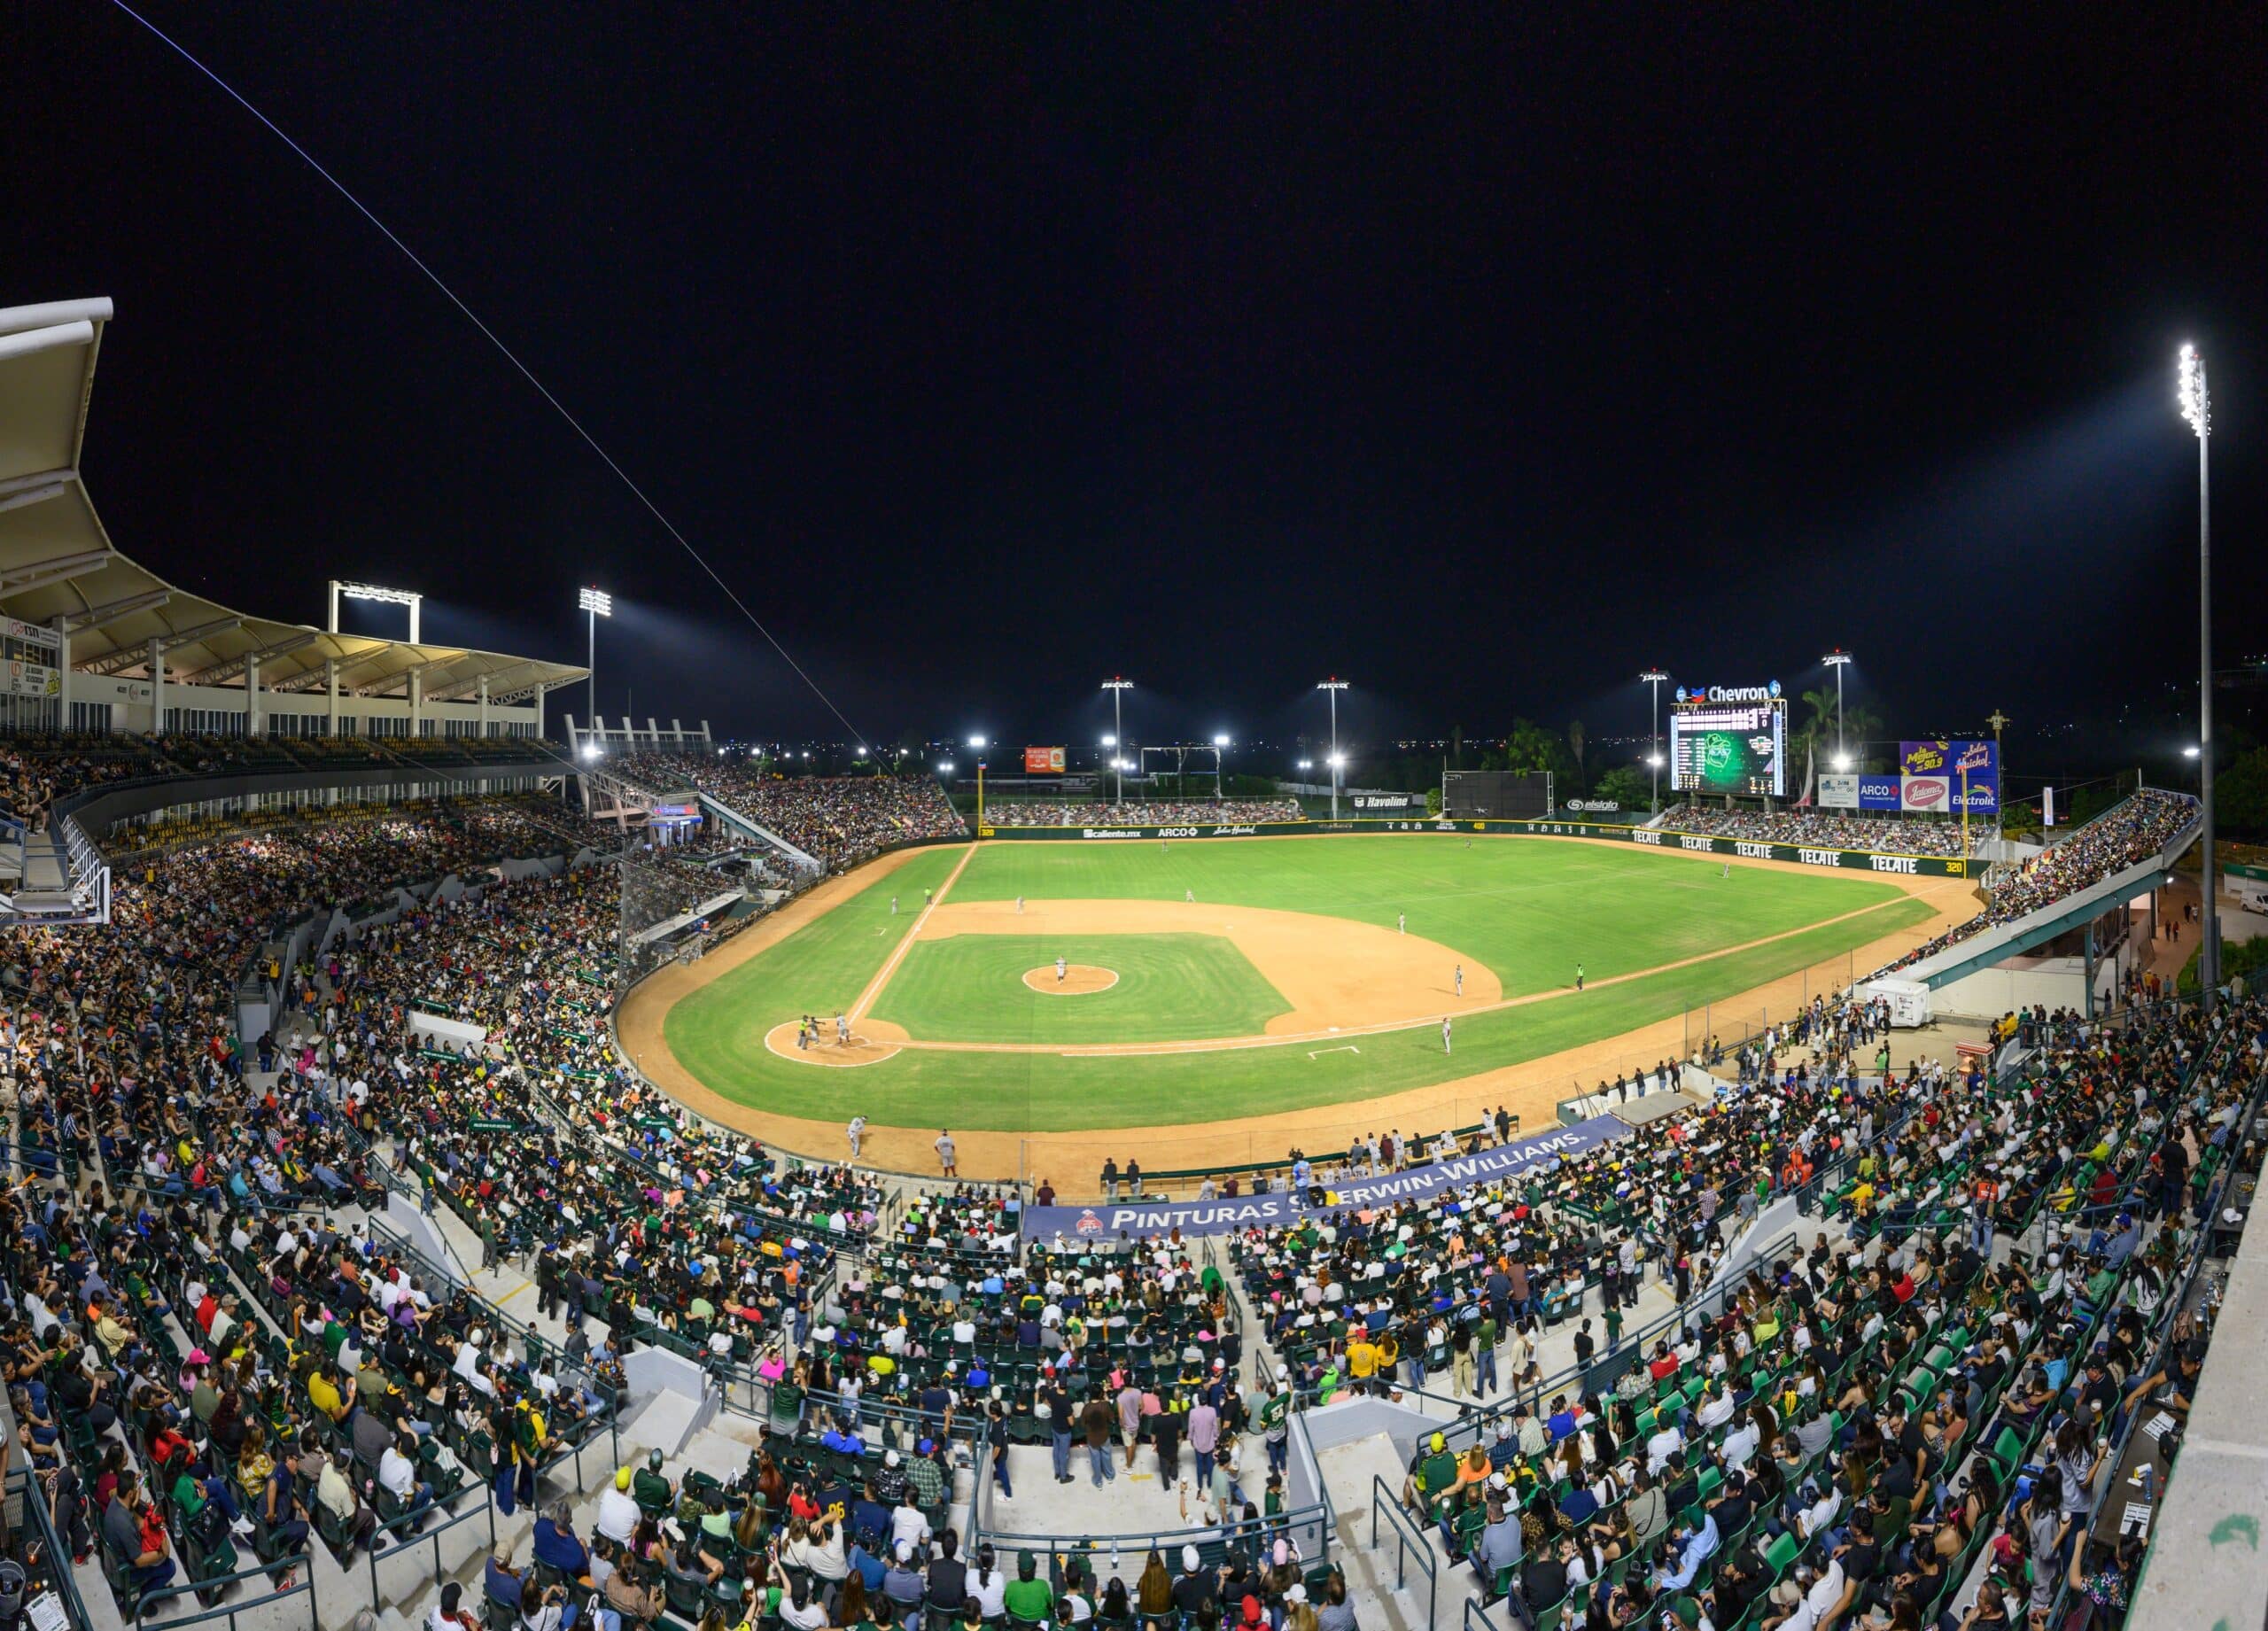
<box><xmin>1309</xmin><ymin>1045</ymin><xmax>1362</xmax><ymax>1059</ymax></box>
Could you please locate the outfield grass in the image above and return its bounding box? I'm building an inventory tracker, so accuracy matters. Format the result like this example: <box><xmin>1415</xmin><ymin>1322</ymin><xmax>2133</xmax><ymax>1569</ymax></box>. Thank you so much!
<box><xmin>868</xmin><ymin>933</ymin><xmax>1288</xmax><ymax>1043</ymax></box>
<box><xmin>949</xmin><ymin>835</ymin><xmax>1904</xmax><ymax>993</ymax></box>
<box><xmin>660</xmin><ymin>835</ymin><xmax>1940</xmax><ymax>1130</ymax></box>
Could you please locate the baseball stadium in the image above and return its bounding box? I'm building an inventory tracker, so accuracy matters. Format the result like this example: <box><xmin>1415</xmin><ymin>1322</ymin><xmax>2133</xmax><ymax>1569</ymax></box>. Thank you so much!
<box><xmin>9</xmin><ymin>17</ymin><xmax>2267</xmax><ymax>1631</ymax></box>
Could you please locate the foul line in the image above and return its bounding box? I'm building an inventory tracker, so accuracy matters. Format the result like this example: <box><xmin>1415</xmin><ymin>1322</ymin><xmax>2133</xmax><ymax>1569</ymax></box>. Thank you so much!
<box><xmin>878</xmin><ymin>889</ymin><xmax>1931</xmax><ymax>1059</ymax></box>
<box><xmin>848</xmin><ymin>846</ymin><xmax>977</xmax><ymax>1022</ymax></box>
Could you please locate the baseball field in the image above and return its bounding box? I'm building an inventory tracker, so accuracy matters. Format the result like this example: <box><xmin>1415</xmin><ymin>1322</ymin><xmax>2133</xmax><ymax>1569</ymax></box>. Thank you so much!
<box><xmin>614</xmin><ymin>833</ymin><xmax>1972</xmax><ymax>1180</ymax></box>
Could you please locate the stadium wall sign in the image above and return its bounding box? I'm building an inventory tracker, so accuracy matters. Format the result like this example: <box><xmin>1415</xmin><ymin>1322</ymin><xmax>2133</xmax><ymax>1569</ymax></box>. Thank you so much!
<box><xmin>973</xmin><ymin>816</ymin><xmax>1975</xmax><ymax>874</ymax></box>
<box><xmin>1018</xmin><ymin>1115</ymin><xmax>1632</xmax><ymax>1241</ymax></box>
<box><xmin>1565</xmin><ymin>799</ymin><xmax>1621</xmax><ymax>812</ymax></box>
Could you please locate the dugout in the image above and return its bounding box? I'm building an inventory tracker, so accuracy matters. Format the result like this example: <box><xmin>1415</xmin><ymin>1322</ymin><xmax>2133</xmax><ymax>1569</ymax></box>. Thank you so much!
<box><xmin>1441</xmin><ymin>769</ymin><xmax>1555</xmax><ymax>819</ymax></box>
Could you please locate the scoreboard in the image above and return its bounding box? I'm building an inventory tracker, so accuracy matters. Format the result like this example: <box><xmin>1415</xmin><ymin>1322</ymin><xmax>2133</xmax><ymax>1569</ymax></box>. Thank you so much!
<box><xmin>1670</xmin><ymin>701</ymin><xmax>1786</xmax><ymax>798</ymax></box>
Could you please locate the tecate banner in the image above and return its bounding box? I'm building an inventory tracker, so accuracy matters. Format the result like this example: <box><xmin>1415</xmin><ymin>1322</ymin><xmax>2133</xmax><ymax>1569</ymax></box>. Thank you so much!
<box><xmin>1817</xmin><ymin>773</ymin><xmax>1860</xmax><ymax>810</ymax></box>
<box><xmin>1858</xmin><ymin>777</ymin><xmax>1903</xmax><ymax>812</ymax></box>
<box><xmin>1019</xmin><ymin>1115</ymin><xmax>1632</xmax><ymax>1241</ymax></box>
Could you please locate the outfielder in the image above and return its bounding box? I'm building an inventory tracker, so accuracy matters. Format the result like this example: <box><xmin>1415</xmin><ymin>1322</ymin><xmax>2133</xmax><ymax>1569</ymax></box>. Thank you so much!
<box><xmin>1397</xmin><ymin>912</ymin><xmax>1406</xmax><ymax>935</ymax></box>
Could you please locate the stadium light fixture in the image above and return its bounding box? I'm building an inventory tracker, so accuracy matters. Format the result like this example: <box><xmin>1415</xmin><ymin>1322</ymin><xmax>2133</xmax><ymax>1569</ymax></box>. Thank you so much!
<box><xmin>1102</xmin><ymin>679</ymin><xmax>1133</xmax><ymax>806</ymax></box>
<box><xmin>2184</xmin><ymin>745</ymin><xmax>2201</xmax><ymax>757</ymax></box>
<box><xmin>967</xmin><ymin>734</ymin><xmax>987</xmax><ymax>749</ymax></box>
<box><xmin>1639</xmin><ymin>669</ymin><xmax>1671</xmax><ymax>814</ymax></box>
<box><xmin>577</xmin><ymin>586</ymin><xmax>612</xmax><ymax>735</ymax></box>
<box><xmin>939</xmin><ymin>760</ymin><xmax>955</xmax><ymax>776</ymax></box>
<box><xmin>1832</xmin><ymin>754</ymin><xmax>1852</xmax><ymax>773</ymax></box>
<box><xmin>1821</xmin><ymin>649</ymin><xmax>1853</xmax><ymax>769</ymax></box>
<box><xmin>1317</xmin><ymin>680</ymin><xmax>1349</xmax><ymax>821</ymax></box>
<box><xmin>579</xmin><ymin>740</ymin><xmax>601</xmax><ymax>760</ymax></box>
<box><xmin>330</xmin><ymin>579</ymin><xmax>424</xmax><ymax>645</ymax></box>
<box><xmin>2177</xmin><ymin>343</ymin><xmax>2219</xmax><ymax>1006</ymax></box>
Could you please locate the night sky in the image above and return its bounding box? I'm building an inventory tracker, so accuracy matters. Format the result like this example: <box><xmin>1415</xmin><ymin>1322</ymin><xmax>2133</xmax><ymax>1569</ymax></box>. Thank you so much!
<box><xmin>19</xmin><ymin>7</ymin><xmax>2266</xmax><ymax>772</ymax></box>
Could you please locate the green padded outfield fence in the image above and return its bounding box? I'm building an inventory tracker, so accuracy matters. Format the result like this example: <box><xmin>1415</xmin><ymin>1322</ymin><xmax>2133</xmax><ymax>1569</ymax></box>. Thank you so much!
<box><xmin>974</xmin><ymin>813</ymin><xmax>1984</xmax><ymax>878</ymax></box>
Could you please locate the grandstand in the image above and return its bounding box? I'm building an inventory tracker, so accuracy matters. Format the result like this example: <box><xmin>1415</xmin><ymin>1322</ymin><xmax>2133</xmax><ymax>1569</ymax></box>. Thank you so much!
<box><xmin>4</xmin><ymin>291</ymin><xmax>2260</xmax><ymax>1631</ymax></box>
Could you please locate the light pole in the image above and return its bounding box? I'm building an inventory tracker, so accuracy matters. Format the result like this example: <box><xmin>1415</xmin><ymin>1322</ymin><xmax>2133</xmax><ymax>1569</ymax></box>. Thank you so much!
<box><xmin>1821</xmin><ymin>650</ymin><xmax>1852</xmax><ymax>765</ymax></box>
<box><xmin>1213</xmin><ymin>733</ymin><xmax>1231</xmax><ymax>801</ymax></box>
<box><xmin>968</xmin><ymin>735</ymin><xmax>988</xmax><ymax>833</ymax></box>
<box><xmin>1317</xmin><ymin>679</ymin><xmax>1348</xmax><ymax>821</ymax></box>
<box><xmin>578</xmin><ymin>586</ymin><xmax>611</xmax><ymax>742</ymax></box>
<box><xmin>2179</xmin><ymin>344</ymin><xmax>2219</xmax><ymax>1006</ymax></box>
<box><xmin>1639</xmin><ymin>670</ymin><xmax>1670</xmax><ymax>813</ymax></box>
<box><xmin>1102</xmin><ymin>678</ymin><xmax>1132</xmax><ymax>807</ymax></box>
<box><xmin>1986</xmin><ymin>709</ymin><xmax>2010</xmax><ymax>847</ymax></box>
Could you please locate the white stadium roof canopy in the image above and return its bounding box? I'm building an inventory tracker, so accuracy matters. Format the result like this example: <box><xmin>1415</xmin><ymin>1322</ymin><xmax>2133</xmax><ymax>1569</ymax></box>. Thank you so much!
<box><xmin>0</xmin><ymin>297</ymin><xmax>587</xmax><ymax>703</ymax></box>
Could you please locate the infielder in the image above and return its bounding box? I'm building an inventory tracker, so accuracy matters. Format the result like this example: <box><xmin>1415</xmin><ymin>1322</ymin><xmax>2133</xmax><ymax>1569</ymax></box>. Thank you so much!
<box><xmin>1185</xmin><ymin>889</ymin><xmax>1194</xmax><ymax>904</ymax></box>
<box><xmin>1397</xmin><ymin>912</ymin><xmax>1406</xmax><ymax>935</ymax></box>
<box><xmin>1016</xmin><ymin>895</ymin><xmax>1024</xmax><ymax>914</ymax></box>
<box><xmin>1454</xmin><ymin>964</ymin><xmax>1464</xmax><ymax>997</ymax></box>
<box><xmin>1056</xmin><ymin>955</ymin><xmax>1068</xmax><ymax>983</ymax></box>
<box><xmin>1441</xmin><ymin>1016</ymin><xmax>1453</xmax><ymax>1055</ymax></box>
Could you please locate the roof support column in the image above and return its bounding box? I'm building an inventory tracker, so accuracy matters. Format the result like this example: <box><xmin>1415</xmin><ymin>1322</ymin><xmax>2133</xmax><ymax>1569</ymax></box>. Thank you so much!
<box><xmin>409</xmin><ymin>669</ymin><xmax>423</xmax><ymax>737</ymax></box>
<box><xmin>148</xmin><ymin>636</ymin><xmax>163</xmax><ymax>736</ymax></box>
<box><xmin>478</xmin><ymin>674</ymin><xmax>491</xmax><ymax>737</ymax></box>
<box><xmin>326</xmin><ymin>657</ymin><xmax>339</xmax><ymax>736</ymax></box>
<box><xmin>50</xmin><ymin>616</ymin><xmax>70</xmax><ymax>728</ymax></box>
<box><xmin>245</xmin><ymin>654</ymin><xmax>261</xmax><ymax>738</ymax></box>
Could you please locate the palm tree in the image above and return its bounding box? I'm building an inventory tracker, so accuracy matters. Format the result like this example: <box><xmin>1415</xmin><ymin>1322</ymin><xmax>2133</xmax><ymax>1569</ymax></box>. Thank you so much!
<box><xmin>1567</xmin><ymin>720</ymin><xmax>1587</xmax><ymax>790</ymax></box>
<box><xmin>1791</xmin><ymin>687</ymin><xmax>1836</xmax><ymax>804</ymax></box>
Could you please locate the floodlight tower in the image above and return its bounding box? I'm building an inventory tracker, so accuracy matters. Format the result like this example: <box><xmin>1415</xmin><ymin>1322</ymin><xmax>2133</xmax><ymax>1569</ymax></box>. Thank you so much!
<box><xmin>1821</xmin><ymin>650</ymin><xmax>1853</xmax><ymax>768</ymax></box>
<box><xmin>1317</xmin><ymin>679</ymin><xmax>1348</xmax><ymax>821</ymax></box>
<box><xmin>2178</xmin><ymin>344</ymin><xmax>2219</xmax><ymax>1006</ymax></box>
<box><xmin>1213</xmin><ymin>733</ymin><xmax>1231</xmax><ymax>800</ymax></box>
<box><xmin>1639</xmin><ymin>669</ymin><xmax>1670</xmax><ymax>813</ymax></box>
<box><xmin>1102</xmin><ymin>678</ymin><xmax>1132</xmax><ymax>805</ymax></box>
<box><xmin>578</xmin><ymin>586</ymin><xmax>611</xmax><ymax>745</ymax></box>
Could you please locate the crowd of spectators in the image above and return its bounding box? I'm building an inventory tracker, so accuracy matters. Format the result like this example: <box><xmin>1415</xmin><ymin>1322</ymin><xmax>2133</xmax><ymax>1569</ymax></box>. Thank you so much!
<box><xmin>614</xmin><ymin>754</ymin><xmax>964</xmax><ymax>869</ymax></box>
<box><xmin>1660</xmin><ymin>807</ymin><xmax>1970</xmax><ymax>859</ymax></box>
<box><xmin>1869</xmin><ymin>791</ymin><xmax>2197</xmax><ymax>979</ymax></box>
<box><xmin>1437</xmin><ymin>994</ymin><xmax>2249</xmax><ymax>1631</ymax></box>
<box><xmin>989</xmin><ymin>800</ymin><xmax>1305</xmax><ymax>828</ymax></box>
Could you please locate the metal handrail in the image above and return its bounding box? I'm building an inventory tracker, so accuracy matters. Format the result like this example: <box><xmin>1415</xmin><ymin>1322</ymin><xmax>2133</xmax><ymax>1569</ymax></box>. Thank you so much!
<box><xmin>131</xmin><ymin>1553</ymin><xmax>316</xmax><ymax>1631</ymax></box>
<box><xmin>1369</xmin><ymin>1473</ymin><xmax>1439</xmax><ymax>1631</ymax></box>
<box><xmin>5</xmin><ymin>1466</ymin><xmax>97</xmax><ymax>1631</ymax></box>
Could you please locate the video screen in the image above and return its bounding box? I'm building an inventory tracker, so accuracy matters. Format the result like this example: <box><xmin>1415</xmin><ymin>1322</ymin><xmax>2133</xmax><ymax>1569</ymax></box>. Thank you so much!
<box><xmin>1671</xmin><ymin>703</ymin><xmax>1785</xmax><ymax>797</ymax></box>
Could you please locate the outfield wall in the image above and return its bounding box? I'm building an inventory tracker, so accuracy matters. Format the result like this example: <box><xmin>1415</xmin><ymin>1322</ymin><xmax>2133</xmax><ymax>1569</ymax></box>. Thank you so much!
<box><xmin>975</xmin><ymin>814</ymin><xmax>1982</xmax><ymax>879</ymax></box>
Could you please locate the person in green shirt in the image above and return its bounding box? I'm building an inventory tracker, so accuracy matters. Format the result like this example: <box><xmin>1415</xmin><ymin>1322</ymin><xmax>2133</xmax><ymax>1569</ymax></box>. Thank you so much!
<box><xmin>632</xmin><ymin>1448</ymin><xmax>674</xmax><ymax>1513</ymax></box>
<box><xmin>1002</xmin><ymin>1553</ymin><xmax>1054</xmax><ymax>1623</ymax></box>
<box><xmin>1603</xmin><ymin>1304</ymin><xmax>1625</xmax><ymax>1352</ymax></box>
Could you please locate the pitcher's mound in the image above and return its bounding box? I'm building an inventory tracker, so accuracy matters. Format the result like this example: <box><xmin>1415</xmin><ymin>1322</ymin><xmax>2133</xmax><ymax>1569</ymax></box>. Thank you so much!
<box><xmin>1023</xmin><ymin>964</ymin><xmax>1119</xmax><ymax>996</ymax></box>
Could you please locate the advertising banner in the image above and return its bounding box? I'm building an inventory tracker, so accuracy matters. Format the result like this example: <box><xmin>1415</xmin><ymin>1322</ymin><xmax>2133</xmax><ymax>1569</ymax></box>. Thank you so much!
<box><xmin>1858</xmin><ymin>777</ymin><xmax>1902</xmax><ymax>812</ymax></box>
<box><xmin>1022</xmin><ymin>746</ymin><xmax>1066</xmax><ymax>774</ymax></box>
<box><xmin>1353</xmin><ymin>793</ymin><xmax>1417</xmax><ymax>810</ymax></box>
<box><xmin>6</xmin><ymin>660</ymin><xmax>59</xmax><ymax>697</ymax></box>
<box><xmin>1900</xmin><ymin>775</ymin><xmax>1952</xmax><ymax>812</ymax></box>
<box><xmin>1019</xmin><ymin>1115</ymin><xmax>1632</xmax><ymax>1241</ymax></box>
<box><xmin>974</xmin><ymin>815</ymin><xmax>1977</xmax><ymax>875</ymax></box>
<box><xmin>1817</xmin><ymin>774</ymin><xmax>1860</xmax><ymax>810</ymax></box>
<box><xmin>1900</xmin><ymin>740</ymin><xmax>1998</xmax><ymax>810</ymax></box>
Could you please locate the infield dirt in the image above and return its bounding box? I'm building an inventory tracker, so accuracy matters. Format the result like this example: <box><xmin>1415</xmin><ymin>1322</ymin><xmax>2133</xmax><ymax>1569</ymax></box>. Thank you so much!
<box><xmin>613</xmin><ymin>836</ymin><xmax>1979</xmax><ymax>1186</ymax></box>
